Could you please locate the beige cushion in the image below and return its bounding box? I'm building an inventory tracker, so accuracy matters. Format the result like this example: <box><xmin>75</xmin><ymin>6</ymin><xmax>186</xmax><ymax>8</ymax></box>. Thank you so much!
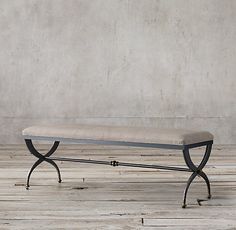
<box><xmin>22</xmin><ymin>124</ymin><xmax>213</xmax><ymax>146</ymax></box>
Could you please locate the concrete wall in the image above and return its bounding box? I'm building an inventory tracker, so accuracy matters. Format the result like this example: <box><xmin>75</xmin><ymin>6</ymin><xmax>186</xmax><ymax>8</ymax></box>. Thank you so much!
<box><xmin>0</xmin><ymin>0</ymin><xmax>235</xmax><ymax>144</ymax></box>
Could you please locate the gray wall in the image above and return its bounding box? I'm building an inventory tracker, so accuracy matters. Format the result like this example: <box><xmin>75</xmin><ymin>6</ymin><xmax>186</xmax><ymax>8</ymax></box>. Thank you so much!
<box><xmin>0</xmin><ymin>0</ymin><xmax>235</xmax><ymax>144</ymax></box>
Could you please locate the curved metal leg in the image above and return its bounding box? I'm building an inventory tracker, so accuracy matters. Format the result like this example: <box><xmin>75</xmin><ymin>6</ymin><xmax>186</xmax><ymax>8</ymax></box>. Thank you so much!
<box><xmin>182</xmin><ymin>143</ymin><xmax>212</xmax><ymax>208</ymax></box>
<box><xmin>198</xmin><ymin>171</ymin><xmax>211</xmax><ymax>199</ymax></box>
<box><xmin>44</xmin><ymin>158</ymin><xmax>62</xmax><ymax>183</ymax></box>
<box><xmin>25</xmin><ymin>139</ymin><xmax>61</xmax><ymax>189</ymax></box>
<box><xmin>182</xmin><ymin>172</ymin><xmax>198</xmax><ymax>208</ymax></box>
<box><xmin>26</xmin><ymin>159</ymin><xmax>44</xmax><ymax>189</ymax></box>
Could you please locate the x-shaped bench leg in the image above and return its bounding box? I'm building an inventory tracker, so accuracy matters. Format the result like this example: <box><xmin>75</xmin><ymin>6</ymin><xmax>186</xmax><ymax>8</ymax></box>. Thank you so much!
<box><xmin>182</xmin><ymin>144</ymin><xmax>212</xmax><ymax>208</ymax></box>
<box><xmin>25</xmin><ymin>139</ymin><xmax>61</xmax><ymax>189</ymax></box>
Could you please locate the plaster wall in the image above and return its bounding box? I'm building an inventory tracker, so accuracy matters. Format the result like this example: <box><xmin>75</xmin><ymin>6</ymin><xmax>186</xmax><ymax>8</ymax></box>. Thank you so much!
<box><xmin>0</xmin><ymin>0</ymin><xmax>235</xmax><ymax>144</ymax></box>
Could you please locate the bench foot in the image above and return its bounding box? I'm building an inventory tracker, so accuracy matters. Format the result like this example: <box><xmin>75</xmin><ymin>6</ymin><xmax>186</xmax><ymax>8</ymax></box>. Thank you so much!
<box><xmin>182</xmin><ymin>143</ymin><xmax>212</xmax><ymax>208</ymax></box>
<box><xmin>25</xmin><ymin>139</ymin><xmax>61</xmax><ymax>189</ymax></box>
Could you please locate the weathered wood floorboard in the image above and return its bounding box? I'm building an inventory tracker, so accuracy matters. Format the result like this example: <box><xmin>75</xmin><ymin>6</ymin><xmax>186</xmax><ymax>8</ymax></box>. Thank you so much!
<box><xmin>0</xmin><ymin>144</ymin><xmax>236</xmax><ymax>229</ymax></box>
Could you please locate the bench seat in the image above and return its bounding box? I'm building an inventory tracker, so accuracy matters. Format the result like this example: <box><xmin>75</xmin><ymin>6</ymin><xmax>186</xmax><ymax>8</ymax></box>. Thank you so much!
<box><xmin>22</xmin><ymin>124</ymin><xmax>213</xmax><ymax>146</ymax></box>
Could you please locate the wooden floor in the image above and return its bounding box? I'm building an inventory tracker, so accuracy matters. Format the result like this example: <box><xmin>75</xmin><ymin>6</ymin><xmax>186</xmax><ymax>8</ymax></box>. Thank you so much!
<box><xmin>0</xmin><ymin>144</ymin><xmax>236</xmax><ymax>229</ymax></box>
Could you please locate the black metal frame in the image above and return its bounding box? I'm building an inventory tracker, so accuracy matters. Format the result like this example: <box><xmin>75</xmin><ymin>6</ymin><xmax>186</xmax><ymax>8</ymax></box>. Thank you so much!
<box><xmin>24</xmin><ymin>138</ymin><xmax>213</xmax><ymax>208</ymax></box>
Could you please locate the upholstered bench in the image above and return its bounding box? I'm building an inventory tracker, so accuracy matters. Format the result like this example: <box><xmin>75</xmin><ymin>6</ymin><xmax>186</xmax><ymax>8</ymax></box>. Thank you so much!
<box><xmin>22</xmin><ymin>124</ymin><xmax>214</xmax><ymax>208</ymax></box>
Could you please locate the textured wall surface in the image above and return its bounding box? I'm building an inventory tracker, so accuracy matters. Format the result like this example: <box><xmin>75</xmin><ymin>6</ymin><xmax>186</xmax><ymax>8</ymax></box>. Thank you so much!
<box><xmin>0</xmin><ymin>0</ymin><xmax>235</xmax><ymax>144</ymax></box>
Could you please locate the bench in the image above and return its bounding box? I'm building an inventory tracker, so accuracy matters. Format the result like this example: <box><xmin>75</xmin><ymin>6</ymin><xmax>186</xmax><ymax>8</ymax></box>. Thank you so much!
<box><xmin>22</xmin><ymin>124</ymin><xmax>214</xmax><ymax>208</ymax></box>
